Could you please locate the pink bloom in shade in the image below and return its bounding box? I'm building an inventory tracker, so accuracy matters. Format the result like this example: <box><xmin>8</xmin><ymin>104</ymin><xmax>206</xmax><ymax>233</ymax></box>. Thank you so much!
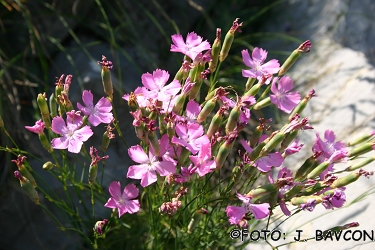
<box><xmin>313</xmin><ymin>129</ymin><xmax>348</xmax><ymax>163</ymax></box>
<box><xmin>25</xmin><ymin>119</ymin><xmax>45</xmax><ymax>134</ymax></box>
<box><xmin>104</xmin><ymin>182</ymin><xmax>140</xmax><ymax>217</ymax></box>
<box><xmin>171</xmin><ymin>123</ymin><xmax>210</xmax><ymax>155</ymax></box>
<box><xmin>270</xmin><ymin>76</ymin><xmax>301</xmax><ymax>113</ymax></box>
<box><xmin>127</xmin><ymin>145</ymin><xmax>176</xmax><ymax>187</ymax></box>
<box><xmin>284</xmin><ymin>140</ymin><xmax>304</xmax><ymax>156</ymax></box>
<box><xmin>321</xmin><ymin>187</ymin><xmax>346</xmax><ymax>210</ymax></box>
<box><xmin>141</xmin><ymin>69</ymin><xmax>181</xmax><ymax>102</ymax></box>
<box><xmin>240</xmin><ymin>139</ymin><xmax>284</xmax><ymax>172</ymax></box>
<box><xmin>241</xmin><ymin>48</ymin><xmax>280</xmax><ymax>80</ymax></box>
<box><xmin>174</xmin><ymin>164</ymin><xmax>197</xmax><ymax>183</ymax></box>
<box><xmin>189</xmin><ymin>143</ymin><xmax>216</xmax><ymax>176</ymax></box>
<box><xmin>170</xmin><ymin>32</ymin><xmax>211</xmax><ymax>61</ymax></box>
<box><xmin>221</xmin><ymin>95</ymin><xmax>256</xmax><ymax>124</ymax></box>
<box><xmin>226</xmin><ymin>193</ymin><xmax>270</xmax><ymax>226</ymax></box>
<box><xmin>51</xmin><ymin>111</ymin><xmax>93</xmax><ymax>153</ymax></box>
<box><xmin>77</xmin><ymin>90</ymin><xmax>113</xmax><ymax>126</ymax></box>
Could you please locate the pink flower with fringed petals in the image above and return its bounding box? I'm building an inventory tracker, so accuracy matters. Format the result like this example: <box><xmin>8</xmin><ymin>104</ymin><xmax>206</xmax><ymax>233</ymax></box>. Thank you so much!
<box><xmin>170</xmin><ymin>32</ymin><xmax>211</xmax><ymax>60</ymax></box>
<box><xmin>270</xmin><ymin>76</ymin><xmax>301</xmax><ymax>113</ymax></box>
<box><xmin>104</xmin><ymin>182</ymin><xmax>140</xmax><ymax>217</ymax></box>
<box><xmin>241</xmin><ymin>48</ymin><xmax>280</xmax><ymax>80</ymax></box>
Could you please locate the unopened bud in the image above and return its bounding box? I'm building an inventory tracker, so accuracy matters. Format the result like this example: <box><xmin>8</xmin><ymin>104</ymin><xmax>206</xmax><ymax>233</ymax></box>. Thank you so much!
<box><xmin>49</xmin><ymin>93</ymin><xmax>58</xmax><ymax>118</ymax></box>
<box><xmin>253</xmin><ymin>97</ymin><xmax>271</xmax><ymax>110</ymax></box>
<box><xmin>278</xmin><ymin>40</ymin><xmax>311</xmax><ymax>76</ymax></box>
<box><xmin>98</xmin><ymin>55</ymin><xmax>114</xmax><ymax>100</ymax></box>
<box><xmin>43</xmin><ymin>161</ymin><xmax>55</xmax><ymax>170</ymax></box>
<box><xmin>207</xmin><ymin>110</ymin><xmax>223</xmax><ymax>138</ymax></box>
<box><xmin>347</xmin><ymin>142</ymin><xmax>374</xmax><ymax>158</ymax></box>
<box><xmin>219</xmin><ymin>18</ymin><xmax>242</xmax><ymax>62</ymax></box>
<box><xmin>14</xmin><ymin>171</ymin><xmax>39</xmax><ymax>204</ymax></box>
<box><xmin>197</xmin><ymin>98</ymin><xmax>217</xmax><ymax>123</ymax></box>
<box><xmin>345</xmin><ymin>156</ymin><xmax>375</xmax><ymax>171</ymax></box>
<box><xmin>209</xmin><ymin>28</ymin><xmax>221</xmax><ymax>72</ymax></box>
<box><xmin>289</xmin><ymin>89</ymin><xmax>316</xmax><ymax>120</ymax></box>
<box><xmin>225</xmin><ymin>105</ymin><xmax>240</xmax><ymax>134</ymax></box>
<box><xmin>37</xmin><ymin>93</ymin><xmax>51</xmax><ymax>129</ymax></box>
<box><xmin>347</xmin><ymin>131</ymin><xmax>375</xmax><ymax>147</ymax></box>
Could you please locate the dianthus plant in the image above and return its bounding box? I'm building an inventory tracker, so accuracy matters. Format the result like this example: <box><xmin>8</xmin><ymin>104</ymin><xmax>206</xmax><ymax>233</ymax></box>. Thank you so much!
<box><xmin>4</xmin><ymin>18</ymin><xmax>375</xmax><ymax>250</ymax></box>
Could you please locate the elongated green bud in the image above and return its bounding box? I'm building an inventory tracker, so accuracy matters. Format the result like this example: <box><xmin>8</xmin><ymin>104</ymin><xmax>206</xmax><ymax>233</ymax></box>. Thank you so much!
<box><xmin>209</xmin><ymin>29</ymin><xmax>221</xmax><ymax>73</ymax></box>
<box><xmin>347</xmin><ymin>142</ymin><xmax>374</xmax><ymax>158</ymax></box>
<box><xmin>14</xmin><ymin>171</ymin><xmax>39</xmax><ymax>204</ymax></box>
<box><xmin>278</xmin><ymin>40</ymin><xmax>312</xmax><ymax>76</ymax></box>
<box><xmin>245</xmin><ymin>78</ymin><xmax>256</xmax><ymax>92</ymax></box>
<box><xmin>283</xmin><ymin>185</ymin><xmax>303</xmax><ymax>201</ymax></box>
<box><xmin>249</xmin><ymin>140</ymin><xmax>268</xmax><ymax>161</ymax></box>
<box><xmin>102</xmin><ymin>131</ymin><xmax>111</xmax><ymax>152</ymax></box>
<box><xmin>207</xmin><ymin>110</ymin><xmax>223</xmax><ymax>138</ymax></box>
<box><xmin>294</xmin><ymin>153</ymin><xmax>320</xmax><ymax>181</ymax></box>
<box><xmin>345</xmin><ymin>156</ymin><xmax>375</xmax><ymax>171</ymax></box>
<box><xmin>219</xmin><ymin>18</ymin><xmax>242</xmax><ymax>62</ymax></box>
<box><xmin>244</xmin><ymin>82</ymin><xmax>261</xmax><ymax>97</ymax></box>
<box><xmin>49</xmin><ymin>93</ymin><xmax>58</xmax><ymax>118</ymax></box>
<box><xmin>259</xmin><ymin>132</ymin><xmax>284</xmax><ymax>157</ymax></box>
<box><xmin>291</xmin><ymin>195</ymin><xmax>322</xmax><ymax>206</ymax></box>
<box><xmin>197</xmin><ymin>98</ymin><xmax>216</xmax><ymax>123</ymax></box>
<box><xmin>43</xmin><ymin>161</ymin><xmax>55</xmax><ymax>170</ymax></box>
<box><xmin>289</xmin><ymin>89</ymin><xmax>316</xmax><ymax>120</ymax></box>
<box><xmin>249</xmin><ymin>124</ymin><xmax>265</xmax><ymax>148</ymax></box>
<box><xmin>148</xmin><ymin>131</ymin><xmax>160</xmax><ymax>156</ymax></box>
<box><xmin>225</xmin><ymin>105</ymin><xmax>240</xmax><ymax>134</ymax></box>
<box><xmin>253</xmin><ymin>97</ymin><xmax>271</xmax><ymax>110</ymax></box>
<box><xmin>299</xmin><ymin>181</ymin><xmax>326</xmax><ymax>196</ymax></box>
<box><xmin>247</xmin><ymin>184</ymin><xmax>277</xmax><ymax>199</ymax></box>
<box><xmin>215</xmin><ymin>139</ymin><xmax>235</xmax><ymax>170</ymax></box>
<box><xmin>37</xmin><ymin>93</ymin><xmax>51</xmax><ymax>129</ymax></box>
<box><xmin>280</xmin><ymin>130</ymin><xmax>299</xmax><ymax>151</ymax></box>
<box><xmin>347</xmin><ymin>132</ymin><xmax>375</xmax><ymax>147</ymax></box>
<box><xmin>189</xmin><ymin>79</ymin><xmax>203</xmax><ymax>100</ymax></box>
<box><xmin>12</xmin><ymin>156</ymin><xmax>37</xmax><ymax>188</ymax></box>
<box><xmin>39</xmin><ymin>132</ymin><xmax>53</xmax><ymax>153</ymax></box>
<box><xmin>306</xmin><ymin>161</ymin><xmax>330</xmax><ymax>179</ymax></box>
<box><xmin>88</xmin><ymin>164</ymin><xmax>98</xmax><ymax>185</ymax></box>
<box><xmin>98</xmin><ymin>55</ymin><xmax>114</xmax><ymax>100</ymax></box>
<box><xmin>330</xmin><ymin>172</ymin><xmax>360</xmax><ymax>188</ymax></box>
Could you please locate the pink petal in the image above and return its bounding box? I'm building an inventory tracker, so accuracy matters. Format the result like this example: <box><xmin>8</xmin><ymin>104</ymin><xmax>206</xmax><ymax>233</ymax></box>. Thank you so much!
<box><xmin>74</xmin><ymin>126</ymin><xmax>93</xmax><ymax>142</ymax></box>
<box><xmin>154</xmin><ymin>160</ymin><xmax>176</xmax><ymax>176</ymax></box>
<box><xmin>51</xmin><ymin>116</ymin><xmax>67</xmax><ymax>135</ymax></box>
<box><xmin>241</xmin><ymin>49</ymin><xmax>255</xmax><ymax>69</ymax></box>
<box><xmin>140</xmin><ymin>170</ymin><xmax>157</xmax><ymax>187</ymax></box>
<box><xmin>82</xmin><ymin>90</ymin><xmax>94</xmax><ymax>107</ymax></box>
<box><xmin>95</xmin><ymin>97</ymin><xmax>112</xmax><ymax>112</ymax></box>
<box><xmin>252</xmin><ymin>47</ymin><xmax>267</xmax><ymax>63</ymax></box>
<box><xmin>108</xmin><ymin>181</ymin><xmax>122</xmax><ymax>198</ymax></box>
<box><xmin>250</xmin><ymin>203</ymin><xmax>270</xmax><ymax>219</ymax></box>
<box><xmin>125</xmin><ymin>200</ymin><xmax>140</xmax><ymax>214</ymax></box>
<box><xmin>67</xmin><ymin>137</ymin><xmax>84</xmax><ymax>153</ymax></box>
<box><xmin>278</xmin><ymin>76</ymin><xmax>294</xmax><ymax>93</ymax></box>
<box><xmin>123</xmin><ymin>183</ymin><xmax>139</xmax><ymax>199</ymax></box>
<box><xmin>104</xmin><ymin>197</ymin><xmax>117</xmax><ymax>209</ymax></box>
<box><xmin>127</xmin><ymin>164</ymin><xmax>148</xmax><ymax>179</ymax></box>
<box><xmin>51</xmin><ymin>136</ymin><xmax>69</xmax><ymax>150</ymax></box>
<box><xmin>128</xmin><ymin>145</ymin><xmax>149</xmax><ymax>164</ymax></box>
<box><xmin>262</xmin><ymin>59</ymin><xmax>280</xmax><ymax>74</ymax></box>
<box><xmin>141</xmin><ymin>72</ymin><xmax>157</xmax><ymax>90</ymax></box>
<box><xmin>240</xmin><ymin>139</ymin><xmax>253</xmax><ymax>154</ymax></box>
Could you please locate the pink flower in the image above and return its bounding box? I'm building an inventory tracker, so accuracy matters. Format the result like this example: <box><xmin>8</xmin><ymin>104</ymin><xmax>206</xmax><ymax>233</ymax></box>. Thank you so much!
<box><xmin>241</xmin><ymin>48</ymin><xmax>280</xmax><ymax>80</ymax></box>
<box><xmin>241</xmin><ymin>139</ymin><xmax>283</xmax><ymax>172</ymax></box>
<box><xmin>141</xmin><ymin>69</ymin><xmax>181</xmax><ymax>102</ymax></box>
<box><xmin>77</xmin><ymin>90</ymin><xmax>113</xmax><ymax>126</ymax></box>
<box><xmin>174</xmin><ymin>165</ymin><xmax>197</xmax><ymax>183</ymax></box>
<box><xmin>25</xmin><ymin>119</ymin><xmax>45</xmax><ymax>134</ymax></box>
<box><xmin>189</xmin><ymin>143</ymin><xmax>216</xmax><ymax>176</ymax></box>
<box><xmin>226</xmin><ymin>193</ymin><xmax>270</xmax><ymax>226</ymax></box>
<box><xmin>127</xmin><ymin>145</ymin><xmax>176</xmax><ymax>187</ymax></box>
<box><xmin>51</xmin><ymin>111</ymin><xmax>93</xmax><ymax>153</ymax></box>
<box><xmin>171</xmin><ymin>123</ymin><xmax>210</xmax><ymax>154</ymax></box>
<box><xmin>170</xmin><ymin>32</ymin><xmax>211</xmax><ymax>60</ymax></box>
<box><xmin>284</xmin><ymin>140</ymin><xmax>304</xmax><ymax>156</ymax></box>
<box><xmin>313</xmin><ymin>130</ymin><xmax>348</xmax><ymax>163</ymax></box>
<box><xmin>270</xmin><ymin>76</ymin><xmax>301</xmax><ymax>113</ymax></box>
<box><xmin>104</xmin><ymin>182</ymin><xmax>140</xmax><ymax>217</ymax></box>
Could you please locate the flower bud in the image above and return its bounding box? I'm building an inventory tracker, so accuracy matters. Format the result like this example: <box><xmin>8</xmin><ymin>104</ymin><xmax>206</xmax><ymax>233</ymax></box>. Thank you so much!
<box><xmin>299</xmin><ymin>181</ymin><xmax>326</xmax><ymax>196</ymax></box>
<box><xmin>247</xmin><ymin>184</ymin><xmax>277</xmax><ymax>199</ymax></box>
<box><xmin>283</xmin><ymin>185</ymin><xmax>303</xmax><ymax>201</ymax></box>
<box><xmin>280</xmin><ymin>130</ymin><xmax>298</xmax><ymax>151</ymax></box>
<box><xmin>14</xmin><ymin>171</ymin><xmax>39</xmax><ymax>204</ymax></box>
<box><xmin>209</xmin><ymin>28</ymin><xmax>221</xmax><ymax>73</ymax></box>
<box><xmin>259</xmin><ymin>132</ymin><xmax>284</xmax><ymax>157</ymax></box>
<box><xmin>253</xmin><ymin>97</ymin><xmax>271</xmax><ymax>110</ymax></box>
<box><xmin>330</xmin><ymin>171</ymin><xmax>363</xmax><ymax>188</ymax></box>
<box><xmin>88</xmin><ymin>163</ymin><xmax>98</xmax><ymax>185</ymax></box>
<box><xmin>278</xmin><ymin>40</ymin><xmax>312</xmax><ymax>76</ymax></box>
<box><xmin>215</xmin><ymin>139</ymin><xmax>235</xmax><ymax>170</ymax></box>
<box><xmin>127</xmin><ymin>92</ymin><xmax>139</xmax><ymax>112</ymax></box>
<box><xmin>345</xmin><ymin>156</ymin><xmax>375</xmax><ymax>171</ymax></box>
<box><xmin>93</xmin><ymin>219</ymin><xmax>108</xmax><ymax>235</ymax></box>
<box><xmin>306</xmin><ymin>161</ymin><xmax>330</xmax><ymax>179</ymax></box>
<box><xmin>289</xmin><ymin>89</ymin><xmax>316</xmax><ymax>120</ymax></box>
<box><xmin>102</xmin><ymin>131</ymin><xmax>111</xmax><ymax>152</ymax></box>
<box><xmin>347</xmin><ymin>142</ymin><xmax>374</xmax><ymax>158</ymax></box>
<box><xmin>188</xmin><ymin>78</ymin><xmax>203</xmax><ymax>100</ymax></box>
<box><xmin>294</xmin><ymin>153</ymin><xmax>320</xmax><ymax>181</ymax></box>
<box><xmin>37</xmin><ymin>93</ymin><xmax>51</xmax><ymax>129</ymax></box>
<box><xmin>197</xmin><ymin>98</ymin><xmax>216</xmax><ymax>123</ymax></box>
<box><xmin>12</xmin><ymin>155</ymin><xmax>37</xmax><ymax>188</ymax></box>
<box><xmin>39</xmin><ymin>132</ymin><xmax>53</xmax><ymax>153</ymax></box>
<box><xmin>219</xmin><ymin>18</ymin><xmax>242</xmax><ymax>62</ymax></box>
<box><xmin>173</xmin><ymin>94</ymin><xmax>187</xmax><ymax>114</ymax></box>
<box><xmin>98</xmin><ymin>55</ymin><xmax>114</xmax><ymax>100</ymax></box>
<box><xmin>245</xmin><ymin>78</ymin><xmax>256</xmax><ymax>92</ymax></box>
<box><xmin>291</xmin><ymin>195</ymin><xmax>322</xmax><ymax>206</ymax></box>
<box><xmin>43</xmin><ymin>161</ymin><xmax>55</xmax><ymax>170</ymax></box>
<box><xmin>347</xmin><ymin>131</ymin><xmax>375</xmax><ymax>147</ymax></box>
<box><xmin>49</xmin><ymin>93</ymin><xmax>58</xmax><ymax>118</ymax></box>
<box><xmin>225</xmin><ymin>105</ymin><xmax>240</xmax><ymax>134</ymax></box>
<box><xmin>206</xmin><ymin>110</ymin><xmax>223</xmax><ymax>138</ymax></box>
